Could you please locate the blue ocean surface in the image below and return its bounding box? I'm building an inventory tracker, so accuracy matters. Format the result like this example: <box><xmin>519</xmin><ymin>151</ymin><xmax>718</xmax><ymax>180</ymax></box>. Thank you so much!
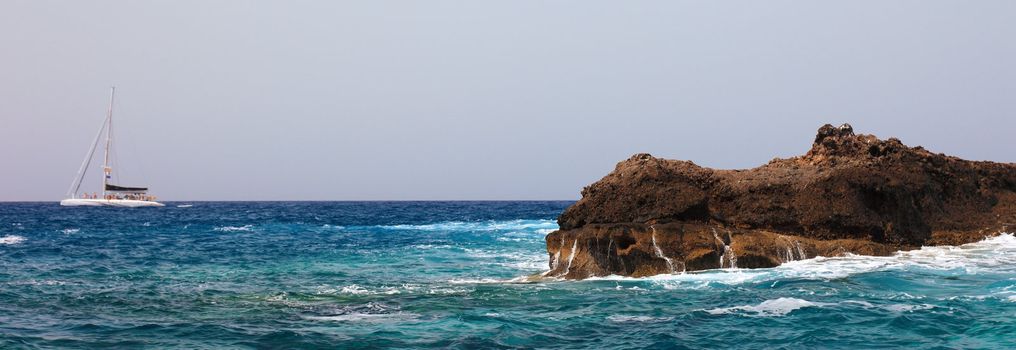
<box><xmin>1</xmin><ymin>201</ymin><xmax>1014</xmax><ymax>349</ymax></box>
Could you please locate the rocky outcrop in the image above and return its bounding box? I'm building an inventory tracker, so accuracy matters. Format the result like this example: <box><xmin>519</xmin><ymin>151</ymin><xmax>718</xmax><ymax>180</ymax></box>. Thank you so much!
<box><xmin>545</xmin><ymin>124</ymin><xmax>1016</xmax><ymax>279</ymax></box>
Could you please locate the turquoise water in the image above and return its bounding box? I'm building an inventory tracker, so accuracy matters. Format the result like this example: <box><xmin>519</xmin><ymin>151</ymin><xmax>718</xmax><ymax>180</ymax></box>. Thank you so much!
<box><xmin>1</xmin><ymin>201</ymin><xmax>1014</xmax><ymax>349</ymax></box>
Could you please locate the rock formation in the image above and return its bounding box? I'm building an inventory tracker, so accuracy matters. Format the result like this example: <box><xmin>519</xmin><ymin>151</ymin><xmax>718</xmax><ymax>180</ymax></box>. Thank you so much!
<box><xmin>544</xmin><ymin>124</ymin><xmax>1016</xmax><ymax>279</ymax></box>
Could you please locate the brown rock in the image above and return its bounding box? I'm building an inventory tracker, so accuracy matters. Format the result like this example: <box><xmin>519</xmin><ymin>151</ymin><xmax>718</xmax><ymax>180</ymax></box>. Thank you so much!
<box><xmin>544</xmin><ymin>124</ymin><xmax>1016</xmax><ymax>279</ymax></box>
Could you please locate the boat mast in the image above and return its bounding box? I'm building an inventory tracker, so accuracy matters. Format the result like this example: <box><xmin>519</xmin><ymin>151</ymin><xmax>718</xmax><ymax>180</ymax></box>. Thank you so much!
<box><xmin>102</xmin><ymin>86</ymin><xmax>115</xmax><ymax>198</ymax></box>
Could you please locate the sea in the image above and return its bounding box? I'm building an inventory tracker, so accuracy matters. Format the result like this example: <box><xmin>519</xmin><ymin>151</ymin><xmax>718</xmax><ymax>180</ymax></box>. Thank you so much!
<box><xmin>1</xmin><ymin>201</ymin><xmax>1014</xmax><ymax>349</ymax></box>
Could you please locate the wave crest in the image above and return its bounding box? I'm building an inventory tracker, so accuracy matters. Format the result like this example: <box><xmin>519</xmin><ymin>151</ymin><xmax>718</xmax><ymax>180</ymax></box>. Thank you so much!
<box><xmin>375</xmin><ymin>219</ymin><xmax>557</xmax><ymax>232</ymax></box>
<box><xmin>706</xmin><ymin>297</ymin><xmax>829</xmax><ymax>317</ymax></box>
<box><xmin>574</xmin><ymin>233</ymin><xmax>1016</xmax><ymax>289</ymax></box>
<box><xmin>0</xmin><ymin>235</ymin><xmax>26</xmax><ymax>245</ymax></box>
<box><xmin>213</xmin><ymin>225</ymin><xmax>255</xmax><ymax>232</ymax></box>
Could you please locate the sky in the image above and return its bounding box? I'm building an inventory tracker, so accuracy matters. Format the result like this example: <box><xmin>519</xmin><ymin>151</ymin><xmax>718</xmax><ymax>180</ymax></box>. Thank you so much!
<box><xmin>1</xmin><ymin>1</ymin><xmax>1015</xmax><ymax>201</ymax></box>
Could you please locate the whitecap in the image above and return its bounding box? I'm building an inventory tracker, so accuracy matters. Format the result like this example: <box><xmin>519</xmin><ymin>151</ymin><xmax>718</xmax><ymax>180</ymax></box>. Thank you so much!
<box><xmin>305</xmin><ymin>312</ymin><xmax>419</xmax><ymax>322</ymax></box>
<box><xmin>410</xmin><ymin>244</ymin><xmax>452</xmax><ymax>250</ymax></box>
<box><xmin>7</xmin><ymin>279</ymin><xmax>67</xmax><ymax>286</ymax></box>
<box><xmin>214</xmin><ymin>225</ymin><xmax>254</xmax><ymax>232</ymax></box>
<box><xmin>448</xmin><ymin>278</ymin><xmax>507</xmax><ymax>284</ymax></box>
<box><xmin>176</xmin><ymin>204</ymin><xmax>193</xmax><ymax>208</ymax></box>
<box><xmin>581</xmin><ymin>269</ymin><xmax>759</xmax><ymax>290</ymax></box>
<box><xmin>1009</xmin><ymin>295</ymin><xmax>1016</xmax><ymax>302</ymax></box>
<box><xmin>307</xmin><ymin>302</ymin><xmax>419</xmax><ymax>323</ymax></box>
<box><xmin>322</xmin><ymin>284</ymin><xmax>409</xmax><ymax>295</ymax></box>
<box><xmin>320</xmin><ymin>283</ymin><xmax>468</xmax><ymax>296</ymax></box>
<box><xmin>883</xmin><ymin>304</ymin><xmax>935</xmax><ymax>312</ymax></box>
<box><xmin>705</xmin><ymin>297</ymin><xmax>831</xmax><ymax>317</ymax></box>
<box><xmin>0</xmin><ymin>235</ymin><xmax>26</xmax><ymax>245</ymax></box>
<box><xmin>566</xmin><ymin>233</ymin><xmax>1016</xmax><ymax>289</ymax></box>
<box><xmin>607</xmin><ymin>315</ymin><xmax>674</xmax><ymax>323</ymax></box>
<box><xmin>463</xmin><ymin>248</ymin><xmax>547</xmax><ymax>271</ymax></box>
<box><xmin>841</xmin><ymin>300</ymin><xmax>875</xmax><ymax>308</ymax></box>
<box><xmin>338</xmin><ymin>284</ymin><xmax>371</xmax><ymax>295</ymax></box>
<box><xmin>62</xmin><ymin>228</ymin><xmax>80</xmax><ymax>234</ymax></box>
<box><xmin>376</xmin><ymin>219</ymin><xmax>558</xmax><ymax>232</ymax></box>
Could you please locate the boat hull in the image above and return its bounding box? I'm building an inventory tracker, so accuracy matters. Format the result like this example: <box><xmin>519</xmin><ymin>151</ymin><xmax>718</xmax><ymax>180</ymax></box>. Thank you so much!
<box><xmin>60</xmin><ymin>199</ymin><xmax>165</xmax><ymax>207</ymax></box>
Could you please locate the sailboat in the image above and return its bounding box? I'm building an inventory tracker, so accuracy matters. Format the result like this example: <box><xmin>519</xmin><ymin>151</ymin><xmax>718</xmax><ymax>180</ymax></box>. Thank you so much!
<box><xmin>60</xmin><ymin>87</ymin><xmax>164</xmax><ymax>207</ymax></box>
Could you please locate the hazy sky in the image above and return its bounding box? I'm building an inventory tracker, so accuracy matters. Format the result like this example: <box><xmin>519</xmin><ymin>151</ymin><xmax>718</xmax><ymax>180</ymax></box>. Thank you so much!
<box><xmin>2</xmin><ymin>1</ymin><xmax>1014</xmax><ymax>201</ymax></box>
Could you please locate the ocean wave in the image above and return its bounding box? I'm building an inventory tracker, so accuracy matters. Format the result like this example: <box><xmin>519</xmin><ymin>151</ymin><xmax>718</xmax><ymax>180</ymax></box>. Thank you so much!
<box><xmin>463</xmin><ymin>248</ymin><xmax>547</xmax><ymax>270</ymax></box>
<box><xmin>410</xmin><ymin>244</ymin><xmax>453</xmax><ymax>250</ymax></box>
<box><xmin>305</xmin><ymin>313</ymin><xmax>419</xmax><ymax>322</ymax></box>
<box><xmin>6</xmin><ymin>279</ymin><xmax>68</xmax><ymax>286</ymax></box>
<box><xmin>703</xmin><ymin>298</ymin><xmax>941</xmax><ymax>318</ymax></box>
<box><xmin>606</xmin><ymin>315</ymin><xmax>674</xmax><ymax>323</ymax></box>
<box><xmin>213</xmin><ymin>225</ymin><xmax>255</xmax><ymax>232</ymax></box>
<box><xmin>375</xmin><ymin>219</ymin><xmax>558</xmax><ymax>232</ymax></box>
<box><xmin>0</xmin><ymin>235</ymin><xmax>26</xmax><ymax>245</ymax></box>
<box><xmin>62</xmin><ymin>228</ymin><xmax>80</xmax><ymax>234</ymax></box>
<box><xmin>882</xmin><ymin>303</ymin><xmax>936</xmax><ymax>312</ymax></box>
<box><xmin>320</xmin><ymin>284</ymin><xmax>470</xmax><ymax>296</ymax></box>
<box><xmin>306</xmin><ymin>302</ymin><xmax>420</xmax><ymax>323</ymax></box>
<box><xmin>445</xmin><ymin>276</ymin><xmax>544</xmax><ymax>284</ymax></box>
<box><xmin>448</xmin><ymin>278</ymin><xmax>507</xmax><ymax>284</ymax></box>
<box><xmin>575</xmin><ymin>233</ymin><xmax>1016</xmax><ymax>288</ymax></box>
<box><xmin>705</xmin><ymin>297</ymin><xmax>831</xmax><ymax>317</ymax></box>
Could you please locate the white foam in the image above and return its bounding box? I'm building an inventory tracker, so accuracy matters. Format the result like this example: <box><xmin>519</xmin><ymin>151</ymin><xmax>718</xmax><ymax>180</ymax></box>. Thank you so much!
<box><xmin>62</xmin><ymin>228</ymin><xmax>80</xmax><ymax>234</ymax></box>
<box><xmin>582</xmin><ymin>269</ymin><xmax>759</xmax><ymax>290</ymax></box>
<box><xmin>570</xmin><ymin>233</ymin><xmax>1016</xmax><ymax>288</ymax></box>
<box><xmin>376</xmin><ymin>219</ymin><xmax>558</xmax><ymax>232</ymax></box>
<box><xmin>607</xmin><ymin>315</ymin><xmax>674</xmax><ymax>323</ymax></box>
<box><xmin>463</xmin><ymin>248</ymin><xmax>547</xmax><ymax>270</ymax></box>
<box><xmin>176</xmin><ymin>204</ymin><xmax>193</xmax><ymax>208</ymax></box>
<box><xmin>448</xmin><ymin>278</ymin><xmax>506</xmax><ymax>284</ymax></box>
<box><xmin>213</xmin><ymin>225</ymin><xmax>254</xmax><ymax>232</ymax></box>
<box><xmin>7</xmin><ymin>279</ymin><xmax>67</xmax><ymax>286</ymax></box>
<box><xmin>306</xmin><ymin>312</ymin><xmax>419</xmax><ymax>322</ymax></box>
<box><xmin>842</xmin><ymin>300</ymin><xmax>875</xmax><ymax>308</ymax></box>
<box><xmin>1009</xmin><ymin>295</ymin><xmax>1016</xmax><ymax>302</ymax></box>
<box><xmin>338</xmin><ymin>284</ymin><xmax>371</xmax><ymax>295</ymax></box>
<box><xmin>411</xmin><ymin>244</ymin><xmax>452</xmax><ymax>250</ymax></box>
<box><xmin>320</xmin><ymin>283</ymin><xmax>469</xmax><ymax>296</ymax></box>
<box><xmin>0</xmin><ymin>235</ymin><xmax>26</xmax><ymax>245</ymax></box>
<box><xmin>706</xmin><ymin>297</ymin><xmax>830</xmax><ymax>317</ymax></box>
<box><xmin>883</xmin><ymin>303</ymin><xmax>935</xmax><ymax>312</ymax></box>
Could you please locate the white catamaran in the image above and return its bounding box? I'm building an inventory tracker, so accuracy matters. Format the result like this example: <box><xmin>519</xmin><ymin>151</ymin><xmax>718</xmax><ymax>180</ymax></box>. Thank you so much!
<box><xmin>61</xmin><ymin>87</ymin><xmax>164</xmax><ymax>207</ymax></box>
